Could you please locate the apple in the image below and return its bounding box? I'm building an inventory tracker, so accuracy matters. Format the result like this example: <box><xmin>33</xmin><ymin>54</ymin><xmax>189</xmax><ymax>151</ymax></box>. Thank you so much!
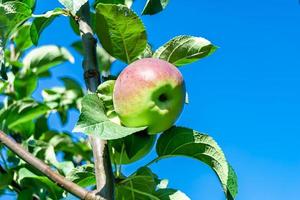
<box><xmin>113</xmin><ymin>58</ymin><xmax>186</xmax><ymax>134</ymax></box>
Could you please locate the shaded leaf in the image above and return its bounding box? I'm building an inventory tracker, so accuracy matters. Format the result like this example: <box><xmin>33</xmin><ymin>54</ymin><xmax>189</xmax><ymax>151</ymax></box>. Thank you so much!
<box><xmin>154</xmin><ymin>189</ymin><xmax>190</xmax><ymax>200</ymax></box>
<box><xmin>110</xmin><ymin>130</ymin><xmax>156</xmax><ymax>164</ymax></box>
<box><xmin>14</xmin><ymin>70</ymin><xmax>37</xmax><ymax>99</ymax></box>
<box><xmin>60</xmin><ymin>77</ymin><xmax>83</xmax><ymax>96</ymax></box>
<box><xmin>12</xmin><ymin>23</ymin><xmax>33</xmax><ymax>52</ymax></box>
<box><xmin>69</xmin><ymin>16</ymin><xmax>80</xmax><ymax>35</ymax></box>
<box><xmin>142</xmin><ymin>0</ymin><xmax>169</xmax><ymax>15</ymax></box>
<box><xmin>17</xmin><ymin>189</ymin><xmax>34</xmax><ymax>200</ymax></box>
<box><xmin>95</xmin><ymin>3</ymin><xmax>147</xmax><ymax>63</ymax></box>
<box><xmin>0</xmin><ymin>172</ymin><xmax>13</xmax><ymax>190</ymax></box>
<box><xmin>153</xmin><ymin>35</ymin><xmax>217</xmax><ymax>66</ymax></box>
<box><xmin>73</xmin><ymin>94</ymin><xmax>146</xmax><ymax>140</ymax></box>
<box><xmin>18</xmin><ymin>168</ymin><xmax>63</xmax><ymax>200</ymax></box>
<box><xmin>155</xmin><ymin>126</ymin><xmax>238</xmax><ymax>199</ymax></box>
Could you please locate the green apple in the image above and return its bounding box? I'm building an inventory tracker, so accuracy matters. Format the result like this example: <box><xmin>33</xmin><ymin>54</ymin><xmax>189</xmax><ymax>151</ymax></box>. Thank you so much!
<box><xmin>113</xmin><ymin>58</ymin><xmax>186</xmax><ymax>134</ymax></box>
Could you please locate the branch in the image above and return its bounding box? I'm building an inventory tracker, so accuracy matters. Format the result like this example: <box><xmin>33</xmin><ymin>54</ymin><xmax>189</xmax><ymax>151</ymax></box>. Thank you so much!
<box><xmin>0</xmin><ymin>131</ymin><xmax>102</xmax><ymax>200</ymax></box>
<box><xmin>78</xmin><ymin>3</ymin><xmax>114</xmax><ymax>199</ymax></box>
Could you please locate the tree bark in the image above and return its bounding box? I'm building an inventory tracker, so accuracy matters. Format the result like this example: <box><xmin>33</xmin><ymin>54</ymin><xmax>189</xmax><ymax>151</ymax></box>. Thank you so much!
<box><xmin>78</xmin><ymin>3</ymin><xmax>114</xmax><ymax>200</ymax></box>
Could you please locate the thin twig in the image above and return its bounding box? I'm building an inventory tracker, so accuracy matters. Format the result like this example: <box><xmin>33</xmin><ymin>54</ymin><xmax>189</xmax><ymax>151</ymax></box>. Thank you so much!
<box><xmin>0</xmin><ymin>131</ymin><xmax>102</xmax><ymax>200</ymax></box>
<box><xmin>78</xmin><ymin>2</ymin><xmax>114</xmax><ymax>199</ymax></box>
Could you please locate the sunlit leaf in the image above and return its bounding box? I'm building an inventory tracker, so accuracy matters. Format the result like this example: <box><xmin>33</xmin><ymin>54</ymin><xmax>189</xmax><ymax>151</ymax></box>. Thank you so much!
<box><xmin>0</xmin><ymin>1</ymin><xmax>31</xmax><ymax>45</ymax></box>
<box><xmin>0</xmin><ymin>99</ymin><xmax>49</xmax><ymax>129</ymax></box>
<box><xmin>95</xmin><ymin>3</ymin><xmax>147</xmax><ymax>63</ymax></box>
<box><xmin>153</xmin><ymin>35</ymin><xmax>217</xmax><ymax>66</ymax></box>
<box><xmin>155</xmin><ymin>127</ymin><xmax>238</xmax><ymax>200</ymax></box>
<box><xmin>23</xmin><ymin>45</ymin><xmax>74</xmax><ymax>75</ymax></box>
<box><xmin>58</xmin><ymin>0</ymin><xmax>87</xmax><ymax>15</ymax></box>
<box><xmin>66</xmin><ymin>164</ymin><xmax>96</xmax><ymax>187</ymax></box>
<box><xmin>93</xmin><ymin>0</ymin><xmax>134</xmax><ymax>8</ymax></box>
<box><xmin>73</xmin><ymin>94</ymin><xmax>146</xmax><ymax>140</ymax></box>
<box><xmin>30</xmin><ymin>8</ymin><xmax>66</xmax><ymax>45</ymax></box>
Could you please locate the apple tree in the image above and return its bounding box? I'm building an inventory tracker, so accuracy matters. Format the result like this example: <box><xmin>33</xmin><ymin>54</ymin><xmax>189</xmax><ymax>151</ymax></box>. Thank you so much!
<box><xmin>0</xmin><ymin>0</ymin><xmax>238</xmax><ymax>199</ymax></box>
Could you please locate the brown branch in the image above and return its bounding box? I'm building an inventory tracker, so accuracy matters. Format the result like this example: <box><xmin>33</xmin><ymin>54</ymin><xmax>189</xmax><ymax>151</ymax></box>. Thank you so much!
<box><xmin>78</xmin><ymin>3</ymin><xmax>114</xmax><ymax>199</ymax></box>
<box><xmin>0</xmin><ymin>131</ymin><xmax>102</xmax><ymax>200</ymax></box>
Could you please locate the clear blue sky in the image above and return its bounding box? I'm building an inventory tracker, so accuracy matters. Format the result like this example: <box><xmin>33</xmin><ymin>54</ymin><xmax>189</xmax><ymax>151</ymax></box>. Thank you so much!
<box><xmin>4</xmin><ymin>0</ymin><xmax>300</xmax><ymax>199</ymax></box>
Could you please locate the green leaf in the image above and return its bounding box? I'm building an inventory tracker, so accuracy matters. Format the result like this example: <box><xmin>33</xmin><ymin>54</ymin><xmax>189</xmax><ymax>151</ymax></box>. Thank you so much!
<box><xmin>95</xmin><ymin>3</ymin><xmax>147</xmax><ymax>63</ymax></box>
<box><xmin>142</xmin><ymin>0</ymin><xmax>169</xmax><ymax>15</ymax></box>
<box><xmin>30</xmin><ymin>8</ymin><xmax>66</xmax><ymax>45</ymax></box>
<box><xmin>135</xmin><ymin>43</ymin><xmax>153</xmax><ymax>60</ymax></box>
<box><xmin>71</xmin><ymin>41</ymin><xmax>115</xmax><ymax>73</ymax></box>
<box><xmin>14</xmin><ymin>70</ymin><xmax>38</xmax><ymax>99</ymax></box>
<box><xmin>116</xmin><ymin>167</ymin><xmax>159</xmax><ymax>199</ymax></box>
<box><xmin>69</xmin><ymin>16</ymin><xmax>80</xmax><ymax>35</ymax></box>
<box><xmin>0</xmin><ymin>99</ymin><xmax>49</xmax><ymax>129</ymax></box>
<box><xmin>42</xmin><ymin>78</ymin><xmax>83</xmax><ymax>125</ymax></box>
<box><xmin>12</xmin><ymin>23</ymin><xmax>33</xmax><ymax>52</ymax></box>
<box><xmin>47</xmin><ymin>133</ymin><xmax>92</xmax><ymax>162</ymax></box>
<box><xmin>18</xmin><ymin>168</ymin><xmax>63</xmax><ymax>200</ymax></box>
<box><xmin>110</xmin><ymin>130</ymin><xmax>156</xmax><ymax>164</ymax></box>
<box><xmin>154</xmin><ymin>189</ymin><xmax>190</xmax><ymax>200</ymax></box>
<box><xmin>58</xmin><ymin>0</ymin><xmax>87</xmax><ymax>15</ymax></box>
<box><xmin>96</xmin><ymin>44</ymin><xmax>116</xmax><ymax>73</ymax></box>
<box><xmin>93</xmin><ymin>0</ymin><xmax>134</xmax><ymax>8</ymax></box>
<box><xmin>0</xmin><ymin>62</ymin><xmax>7</xmax><ymax>80</ymax></box>
<box><xmin>60</xmin><ymin>77</ymin><xmax>83</xmax><ymax>96</ymax></box>
<box><xmin>45</xmin><ymin>145</ymin><xmax>74</xmax><ymax>175</ymax></box>
<box><xmin>2</xmin><ymin>0</ymin><xmax>36</xmax><ymax>9</ymax></box>
<box><xmin>23</xmin><ymin>45</ymin><xmax>74</xmax><ymax>75</ymax></box>
<box><xmin>66</xmin><ymin>164</ymin><xmax>96</xmax><ymax>187</ymax></box>
<box><xmin>71</xmin><ymin>40</ymin><xmax>84</xmax><ymax>55</ymax></box>
<box><xmin>0</xmin><ymin>1</ymin><xmax>31</xmax><ymax>45</ymax></box>
<box><xmin>96</xmin><ymin>80</ymin><xmax>115</xmax><ymax>111</ymax></box>
<box><xmin>0</xmin><ymin>79</ymin><xmax>8</xmax><ymax>93</ymax></box>
<box><xmin>17</xmin><ymin>189</ymin><xmax>35</xmax><ymax>200</ymax></box>
<box><xmin>153</xmin><ymin>35</ymin><xmax>217</xmax><ymax>66</ymax></box>
<box><xmin>73</xmin><ymin>94</ymin><xmax>146</xmax><ymax>140</ymax></box>
<box><xmin>0</xmin><ymin>172</ymin><xmax>13</xmax><ymax>190</ymax></box>
<box><xmin>155</xmin><ymin>127</ymin><xmax>238</xmax><ymax>200</ymax></box>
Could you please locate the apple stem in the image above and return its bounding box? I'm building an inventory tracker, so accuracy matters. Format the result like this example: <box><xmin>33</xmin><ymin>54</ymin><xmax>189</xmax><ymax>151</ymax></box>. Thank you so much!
<box><xmin>78</xmin><ymin>2</ymin><xmax>114</xmax><ymax>199</ymax></box>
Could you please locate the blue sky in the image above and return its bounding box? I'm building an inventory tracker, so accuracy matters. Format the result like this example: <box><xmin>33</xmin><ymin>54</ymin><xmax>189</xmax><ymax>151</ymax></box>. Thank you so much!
<box><xmin>3</xmin><ymin>0</ymin><xmax>300</xmax><ymax>199</ymax></box>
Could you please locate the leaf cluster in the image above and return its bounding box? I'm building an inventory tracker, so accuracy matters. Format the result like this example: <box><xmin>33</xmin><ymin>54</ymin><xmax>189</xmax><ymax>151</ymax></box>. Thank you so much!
<box><xmin>0</xmin><ymin>0</ymin><xmax>238</xmax><ymax>199</ymax></box>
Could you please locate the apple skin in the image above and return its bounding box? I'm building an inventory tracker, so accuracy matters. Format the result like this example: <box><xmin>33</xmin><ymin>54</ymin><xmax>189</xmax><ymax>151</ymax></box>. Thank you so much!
<box><xmin>113</xmin><ymin>58</ymin><xmax>185</xmax><ymax>134</ymax></box>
